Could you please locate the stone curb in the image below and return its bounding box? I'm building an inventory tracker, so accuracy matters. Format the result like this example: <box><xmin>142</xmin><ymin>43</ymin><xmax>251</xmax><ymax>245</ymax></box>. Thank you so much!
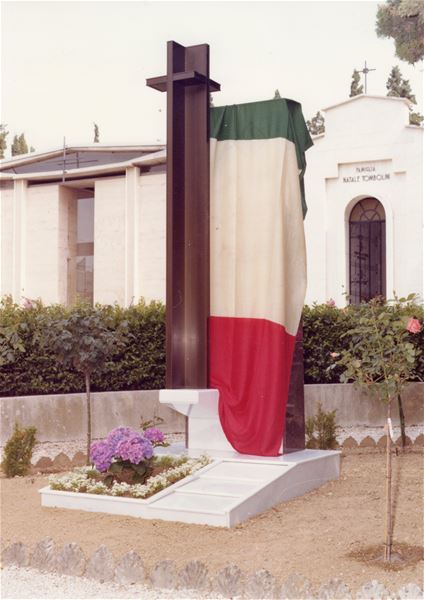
<box><xmin>1</xmin><ymin>539</ymin><xmax>423</xmax><ymax>599</ymax></box>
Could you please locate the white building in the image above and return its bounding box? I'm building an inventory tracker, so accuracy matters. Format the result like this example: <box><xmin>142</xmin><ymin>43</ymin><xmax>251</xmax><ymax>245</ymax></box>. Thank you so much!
<box><xmin>0</xmin><ymin>145</ymin><xmax>167</xmax><ymax>306</ymax></box>
<box><xmin>1</xmin><ymin>95</ymin><xmax>423</xmax><ymax>307</ymax></box>
<box><xmin>304</xmin><ymin>94</ymin><xmax>423</xmax><ymax>305</ymax></box>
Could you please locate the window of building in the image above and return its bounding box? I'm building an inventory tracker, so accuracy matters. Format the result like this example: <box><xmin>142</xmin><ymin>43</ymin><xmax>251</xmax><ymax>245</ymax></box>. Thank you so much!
<box><xmin>349</xmin><ymin>197</ymin><xmax>386</xmax><ymax>304</ymax></box>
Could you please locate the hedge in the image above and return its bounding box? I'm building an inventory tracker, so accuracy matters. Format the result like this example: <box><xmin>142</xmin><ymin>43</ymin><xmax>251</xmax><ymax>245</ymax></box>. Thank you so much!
<box><xmin>0</xmin><ymin>298</ymin><xmax>166</xmax><ymax>396</ymax></box>
<box><xmin>0</xmin><ymin>297</ymin><xmax>422</xmax><ymax>396</ymax></box>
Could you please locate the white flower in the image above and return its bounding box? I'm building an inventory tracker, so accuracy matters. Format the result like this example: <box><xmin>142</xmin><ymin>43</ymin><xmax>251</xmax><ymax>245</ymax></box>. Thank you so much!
<box><xmin>48</xmin><ymin>455</ymin><xmax>212</xmax><ymax>499</ymax></box>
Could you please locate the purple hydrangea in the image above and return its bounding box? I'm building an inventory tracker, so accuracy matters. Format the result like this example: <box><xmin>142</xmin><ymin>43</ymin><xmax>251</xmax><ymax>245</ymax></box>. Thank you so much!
<box><xmin>115</xmin><ymin>433</ymin><xmax>153</xmax><ymax>464</ymax></box>
<box><xmin>90</xmin><ymin>440</ymin><xmax>114</xmax><ymax>472</ymax></box>
<box><xmin>106</xmin><ymin>427</ymin><xmax>133</xmax><ymax>453</ymax></box>
<box><xmin>144</xmin><ymin>427</ymin><xmax>165</xmax><ymax>444</ymax></box>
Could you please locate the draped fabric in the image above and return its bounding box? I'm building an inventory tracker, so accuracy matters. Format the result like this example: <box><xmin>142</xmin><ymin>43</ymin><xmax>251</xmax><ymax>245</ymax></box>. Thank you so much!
<box><xmin>209</xmin><ymin>99</ymin><xmax>312</xmax><ymax>456</ymax></box>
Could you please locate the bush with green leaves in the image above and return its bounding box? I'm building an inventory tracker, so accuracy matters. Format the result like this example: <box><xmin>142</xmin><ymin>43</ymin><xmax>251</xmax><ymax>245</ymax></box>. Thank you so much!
<box><xmin>2</xmin><ymin>423</ymin><xmax>37</xmax><ymax>477</ymax></box>
<box><xmin>303</xmin><ymin>299</ymin><xmax>423</xmax><ymax>384</ymax></box>
<box><xmin>305</xmin><ymin>403</ymin><xmax>338</xmax><ymax>450</ymax></box>
<box><xmin>0</xmin><ymin>297</ymin><xmax>165</xmax><ymax>397</ymax></box>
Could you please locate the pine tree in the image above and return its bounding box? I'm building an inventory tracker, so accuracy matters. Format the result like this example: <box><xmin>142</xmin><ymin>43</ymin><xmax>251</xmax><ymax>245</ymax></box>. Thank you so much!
<box><xmin>0</xmin><ymin>124</ymin><xmax>8</xmax><ymax>159</ymax></box>
<box><xmin>376</xmin><ymin>0</ymin><xmax>424</xmax><ymax>65</ymax></box>
<box><xmin>350</xmin><ymin>69</ymin><xmax>364</xmax><ymax>97</ymax></box>
<box><xmin>386</xmin><ymin>65</ymin><xmax>422</xmax><ymax>125</ymax></box>
<box><xmin>11</xmin><ymin>135</ymin><xmax>20</xmax><ymax>156</ymax></box>
<box><xmin>274</xmin><ymin>89</ymin><xmax>281</xmax><ymax>99</ymax></box>
<box><xmin>11</xmin><ymin>133</ymin><xmax>29</xmax><ymax>156</ymax></box>
<box><xmin>93</xmin><ymin>123</ymin><xmax>100</xmax><ymax>143</ymax></box>
<box><xmin>306</xmin><ymin>111</ymin><xmax>325</xmax><ymax>135</ymax></box>
<box><xmin>18</xmin><ymin>133</ymin><xmax>28</xmax><ymax>154</ymax></box>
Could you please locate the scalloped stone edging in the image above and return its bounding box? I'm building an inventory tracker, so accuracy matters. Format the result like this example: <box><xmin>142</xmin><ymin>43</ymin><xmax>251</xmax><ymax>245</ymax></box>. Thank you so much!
<box><xmin>1</xmin><ymin>539</ymin><xmax>423</xmax><ymax>598</ymax></box>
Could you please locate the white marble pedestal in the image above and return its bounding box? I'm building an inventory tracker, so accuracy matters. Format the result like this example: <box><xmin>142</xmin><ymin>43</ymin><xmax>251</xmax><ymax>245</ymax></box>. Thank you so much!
<box><xmin>159</xmin><ymin>388</ymin><xmax>234</xmax><ymax>452</ymax></box>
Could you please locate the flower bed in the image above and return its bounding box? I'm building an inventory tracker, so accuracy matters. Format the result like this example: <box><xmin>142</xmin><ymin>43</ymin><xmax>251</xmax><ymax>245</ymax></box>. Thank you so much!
<box><xmin>48</xmin><ymin>455</ymin><xmax>212</xmax><ymax>499</ymax></box>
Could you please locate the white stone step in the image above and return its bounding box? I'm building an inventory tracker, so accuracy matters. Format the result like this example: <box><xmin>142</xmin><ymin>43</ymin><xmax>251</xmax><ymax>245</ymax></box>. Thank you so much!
<box><xmin>40</xmin><ymin>450</ymin><xmax>341</xmax><ymax>527</ymax></box>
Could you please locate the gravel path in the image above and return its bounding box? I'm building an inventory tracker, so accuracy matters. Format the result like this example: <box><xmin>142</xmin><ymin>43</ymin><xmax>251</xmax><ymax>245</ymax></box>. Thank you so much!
<box><xmin>1</xmin><ymin>566</ymin><xmax>224</xmax><ymax>600</ymax></box>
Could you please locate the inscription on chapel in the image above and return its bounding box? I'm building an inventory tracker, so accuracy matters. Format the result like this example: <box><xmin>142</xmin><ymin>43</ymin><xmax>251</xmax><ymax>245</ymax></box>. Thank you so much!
<box><xmin>343</xmin><ymin>164</ymin><xmax>390</xmax><ymax>183</ymax></box>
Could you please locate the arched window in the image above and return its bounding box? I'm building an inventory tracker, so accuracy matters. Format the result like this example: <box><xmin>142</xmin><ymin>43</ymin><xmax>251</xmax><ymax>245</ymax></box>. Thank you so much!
<box><xmin>349</xmin><ymin>197</ymin><xmax>386</xmax><ymax>304</ymax></box>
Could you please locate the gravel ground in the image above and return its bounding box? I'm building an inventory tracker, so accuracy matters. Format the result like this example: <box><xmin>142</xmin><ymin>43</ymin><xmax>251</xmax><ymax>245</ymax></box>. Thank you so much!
<box><xmin>1</xmin><ymin>566</ymin><xmax>224</xmax><ymax>600</ymax></box>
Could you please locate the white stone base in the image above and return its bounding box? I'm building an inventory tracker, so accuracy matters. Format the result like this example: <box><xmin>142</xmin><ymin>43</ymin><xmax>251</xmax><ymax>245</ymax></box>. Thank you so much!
<box><xmin>39</xmin><ymin>449</ymin><xmax>341</xmax><ymax>527</ymax></box>
<box><xmin>159</xmin><ymin>388</ymin><xmax>234</xmax><ymax>452</ymax></box>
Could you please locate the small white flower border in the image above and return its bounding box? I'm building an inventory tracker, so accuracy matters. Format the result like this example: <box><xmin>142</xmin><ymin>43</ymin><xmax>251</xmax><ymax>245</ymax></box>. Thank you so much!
<box><xmin>48</xmin><ymin>455</ymin><xmax>212</xmax><ymax>499</ymax></box>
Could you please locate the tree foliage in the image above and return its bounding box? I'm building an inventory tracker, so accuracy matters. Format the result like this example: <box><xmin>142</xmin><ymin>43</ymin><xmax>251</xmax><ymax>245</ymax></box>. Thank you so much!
<box><xmin>36</xmin><ymin>303</ymin><xmax>129</xmax><ymax>460</ymax></box>
<box><xmin>386</xmin><ymin>65</ymin><xmax>423</xmax><ymax>126</ymax></box>
<box><xmin>2</xmin><ymin>423</ymin><xmax>37</xmax><ymax>477</ymax></box>
<box><xmin>306</xmin><ymin>111</ymin><xmax>325</xmax><ymax>135</ymax></box>
<box><xmin>0</xmin><ymin>124</ymin><xmax>8</xmax><ymax>159</ymax></box>
<box><xmin>93</xmin><ymin>123</ymin><xmax>100</xmax><ymax>143</ymax></box>
<box><xmin>376</xmin><ymin>0</ymin><xmax>424</xmax><ymax>64</ymax></box>
<box><xmin>349</xmin><ymin>69</ymin><xmax>364</xmax><ymax>97</ymax></box>
<box><xmin>386</xmin><ymin>65</ymin><xmax>416</xmax><ymax>101</ymax></box>
<box><xmin>11</xmin><ymin>133</ymin><xmax>29</xmax><ymax>156</ymax></box>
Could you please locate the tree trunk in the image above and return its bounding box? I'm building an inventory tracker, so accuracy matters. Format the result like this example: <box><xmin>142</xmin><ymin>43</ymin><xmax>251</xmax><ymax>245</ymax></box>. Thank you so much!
<box><xmin>384</xmin><ymin>398</ymin><xmax>393</xmax><ymax>561</ymax></box>
<box><xmin>85</xmin><ymin>372</ymin><xmax>91</xmax><ymax>466</ymax></box>
<box><xmin>397</xmin><ymin>393</ymin><xmax>406</xmax><ymax>449</ymax></box>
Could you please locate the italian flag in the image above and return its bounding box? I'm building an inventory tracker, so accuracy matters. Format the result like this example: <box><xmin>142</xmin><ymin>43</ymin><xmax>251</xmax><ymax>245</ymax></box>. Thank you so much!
<box><xmin>209</xmin><ymin>98</ymin><xmax>312</xmax><ymax>456</ymax></box>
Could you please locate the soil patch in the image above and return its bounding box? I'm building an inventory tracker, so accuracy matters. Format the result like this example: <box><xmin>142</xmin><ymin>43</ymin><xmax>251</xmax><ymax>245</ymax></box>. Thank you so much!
<box><xmin>1</xmin><ymin>450</ymin><xmax>423</xmax><ymax>592</ymax></box>
<box><xmin>348</xmin><ymin>542</ymin><xmax>424</xmax><ymax>571</ymax></box>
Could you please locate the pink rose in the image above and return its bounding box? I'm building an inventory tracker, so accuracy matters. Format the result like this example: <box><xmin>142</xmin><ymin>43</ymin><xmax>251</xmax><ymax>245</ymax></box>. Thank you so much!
<box><xmin>330</xmin><ymin>352</ymin><xmax>340</xmax><ymax>358</ymax></box>
<box><xmin>326</xmin><ymin>299</ymin><xmax>336</xmax><ymax>308</ymax></box>
<box><xmin>406</xmin><ymin>317</ymin><xmax>422</xmax><ymax>334</ymax></box>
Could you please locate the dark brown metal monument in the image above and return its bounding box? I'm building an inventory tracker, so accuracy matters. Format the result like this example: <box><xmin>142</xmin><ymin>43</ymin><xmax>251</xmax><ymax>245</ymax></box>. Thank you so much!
<box><xmin>147</xmin><ymin>41</ymin><xmax>220</xmax><ymax>390</ymax></box>
<box><xmin>147</xmin><ymin>41</ymin><xmax>304</xmax><ymax>452</ymax></box>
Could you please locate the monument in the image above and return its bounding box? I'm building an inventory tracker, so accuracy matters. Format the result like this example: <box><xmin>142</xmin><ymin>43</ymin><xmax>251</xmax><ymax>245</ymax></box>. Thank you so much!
<box><xmin>147</xmin><ymin>41</ymin><xmax>308</xmax><ymax>456</ymax></box>
<box><xmin>40</xmin><ymin>42</ymin><xmax>340</xmax><ymax>528</ymax></box>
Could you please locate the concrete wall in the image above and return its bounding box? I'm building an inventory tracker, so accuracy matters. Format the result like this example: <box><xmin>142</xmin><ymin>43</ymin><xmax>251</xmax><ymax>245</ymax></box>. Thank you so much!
<box><xmin>0</xmin><ymin>390</ymin><xmax>186</xmax><ymax>444</ymax></box>
<box><xmin>305</xmin><ymin>382</ymin><xmax>424</xmax><ymax>427</ymax></box>
<box><xmin>1</xmin><ymin>383</ymin><xmax>422</xmax><ymax>445</ymax></box>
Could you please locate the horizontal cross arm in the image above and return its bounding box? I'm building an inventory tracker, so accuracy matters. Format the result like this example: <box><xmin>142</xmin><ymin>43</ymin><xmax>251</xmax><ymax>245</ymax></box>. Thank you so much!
<box><xmin>146</xmin><ymin>70</ymin><xmax>221</xmax><ymax>92</ymax></box>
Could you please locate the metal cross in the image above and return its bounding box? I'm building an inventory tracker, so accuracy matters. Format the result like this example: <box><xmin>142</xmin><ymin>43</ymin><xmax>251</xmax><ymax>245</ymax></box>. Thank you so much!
<box><xmin>357</xmin><ymin>60</ymin><xmax>376</xmax><ymax>94</ymax></box>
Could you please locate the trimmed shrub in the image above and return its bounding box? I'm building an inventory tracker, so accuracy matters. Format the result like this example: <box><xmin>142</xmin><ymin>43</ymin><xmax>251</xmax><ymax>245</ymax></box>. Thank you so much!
<box><xmin>0</xmin><ymin>297</ymin><xmax>165</xmax><ymax>396</ymax></box>
<box><xmin>2</xmin><ymin>423</ymin><xmax>37</xmax><ymax>477</ymax></box>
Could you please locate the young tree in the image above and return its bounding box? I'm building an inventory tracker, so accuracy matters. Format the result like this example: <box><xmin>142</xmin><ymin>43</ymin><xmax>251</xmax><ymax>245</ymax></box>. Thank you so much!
<box><xmin>273</xmin><ymin>89</ymin><xmax>281</xmax><ymax>99</ymax></box>
<box><xmin>376</xmin><ymin>0</ymin><xmax>424</xmax><ymax>64</ymax></box>
<box><xmin>306</xmin><ymin>111</ymin><xmax>325</xmax><ymax>135</ymax></box>
<box><xmin>93</xmin><ymin>123</ymin><xmax>100</xmax><ymax>143</ymax></box>
<box><xmin>338</xmin><ymin>296</ymin><xmax>422</xmax><ymax>562</ymax></box>
<box><xmin>38</xmin><ymin>305</ymin><xmax>128</xmax><ymax>462</ymax></box>
<box><xmin>0</xmin><ymin>124</ymin><xmax>9</xmax><ymax>158</ymax></box>
<box><xmin>349</xmin><ymin>69</ymin><xmax>364</xmax><ymax>97</ymax></box>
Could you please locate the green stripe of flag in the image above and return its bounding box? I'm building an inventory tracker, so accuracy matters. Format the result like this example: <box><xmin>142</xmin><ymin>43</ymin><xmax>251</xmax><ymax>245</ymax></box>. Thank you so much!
<box><xmin>210</xmin><ymin>98</ymin><xmax>313</xmax><ymax>218</ymax></box>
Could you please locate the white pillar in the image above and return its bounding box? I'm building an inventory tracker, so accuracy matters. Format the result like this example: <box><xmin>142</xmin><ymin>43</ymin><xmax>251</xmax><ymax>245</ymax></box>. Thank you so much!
<box><xmin>124</xmin><ymin>167</ymin><xmax>139</xmax><ymax>305</ymax></box>
<box><xmin>12</xmin><ymin>179</ymin><xmax>27</xmax><ymax>302</ymax></box>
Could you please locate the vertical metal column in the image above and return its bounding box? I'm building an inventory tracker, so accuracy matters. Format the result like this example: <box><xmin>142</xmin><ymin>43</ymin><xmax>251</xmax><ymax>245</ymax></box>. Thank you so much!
<box><xmin>147</xmin><ymin>41</ymin><xmax>220</xmax><ymax>389</ymax></box>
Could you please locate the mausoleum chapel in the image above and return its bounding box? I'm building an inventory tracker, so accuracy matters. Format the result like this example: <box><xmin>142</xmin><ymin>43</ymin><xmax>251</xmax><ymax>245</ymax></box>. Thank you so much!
<box><xmin>0</xmin><ymin>94</ymin><xmax>422</xmax><ymax>307</ymax></box>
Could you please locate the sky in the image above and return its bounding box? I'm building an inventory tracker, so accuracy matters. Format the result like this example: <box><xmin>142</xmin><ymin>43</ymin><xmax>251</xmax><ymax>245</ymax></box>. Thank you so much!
<box><xmin>1</xmin><ymin>0</ymin><xmax>423</xmax><ymax>155</ymax></box>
